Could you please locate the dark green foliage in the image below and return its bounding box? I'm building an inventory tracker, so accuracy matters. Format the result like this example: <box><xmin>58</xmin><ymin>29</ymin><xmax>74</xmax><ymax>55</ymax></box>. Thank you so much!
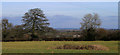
<box><xmin>2</xmin><ymin>19</ymin><xmax>13</xmax><ymax>38</ymax></box>
<box><xmin>22</xmin><ymin>8</ymin><xmax>50</xmax><ymax>40</ymax></box>
<box><xmin>22</xmin><ymin>8</ymin><xmax>49</xmax><ymax>33</ymax></box>
<box><xmin>101</xmin><ymin>30</ymin><xmax>120</xmax><ymax>41</ymax></box>
<box><xmin>95</xmin><ymin>28</ymin><xmax>108</xmax><ymax>40</ymax></box>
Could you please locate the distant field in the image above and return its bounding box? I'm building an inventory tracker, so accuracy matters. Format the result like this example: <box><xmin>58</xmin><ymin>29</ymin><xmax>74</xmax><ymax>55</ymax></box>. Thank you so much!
<box><xmin>2</xmin><ymin>41</ymin><xmax>118</xmax><ymax>53</ymax></box>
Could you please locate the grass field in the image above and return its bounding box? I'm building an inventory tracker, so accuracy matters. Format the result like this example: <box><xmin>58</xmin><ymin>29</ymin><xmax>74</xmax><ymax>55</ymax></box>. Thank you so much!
<box><xmin>2</xmin><ymin>41</ymin><xmax>118</xmax><ymax>53</ymax></box>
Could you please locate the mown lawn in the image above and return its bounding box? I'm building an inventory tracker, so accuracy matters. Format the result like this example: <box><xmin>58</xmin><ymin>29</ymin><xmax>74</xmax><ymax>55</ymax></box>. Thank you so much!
<box><xmin>2</xmin><ymin>41</ymin><xmax>118</xmax><ymax>53</ymax></box>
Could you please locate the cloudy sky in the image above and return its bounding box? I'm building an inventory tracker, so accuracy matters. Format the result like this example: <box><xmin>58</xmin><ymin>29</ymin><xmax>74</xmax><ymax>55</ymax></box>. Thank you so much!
<box><xmin>2</xmin><ymin>2</ymin><xmax>118</xmax><ymax>29</ymax></box>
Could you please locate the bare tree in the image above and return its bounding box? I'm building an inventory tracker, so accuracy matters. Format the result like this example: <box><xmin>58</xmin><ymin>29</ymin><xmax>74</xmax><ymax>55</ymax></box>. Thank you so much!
<box><xmin>80</xmin><ymin>13</ymin><xmax>101</xmax><ymax>41</ymax></box>
<box><xmin>80</xmin><ymin>13</ymin><xmax>101</xmax><ymax>30</ymax></box>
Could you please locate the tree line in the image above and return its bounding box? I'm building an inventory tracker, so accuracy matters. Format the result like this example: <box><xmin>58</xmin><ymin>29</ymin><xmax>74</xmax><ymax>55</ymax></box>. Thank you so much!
<box><xmin>2</xmin><ymin>8</ymin><xmax>120</xmax><ymax>41</ymax></box>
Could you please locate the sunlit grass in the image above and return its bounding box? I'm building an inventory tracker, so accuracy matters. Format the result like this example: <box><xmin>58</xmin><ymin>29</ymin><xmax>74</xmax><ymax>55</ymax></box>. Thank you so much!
<box><xmin>2</xmin><ymin>41</ymin><xmax>118</xmax><ymax>53</ymax></box>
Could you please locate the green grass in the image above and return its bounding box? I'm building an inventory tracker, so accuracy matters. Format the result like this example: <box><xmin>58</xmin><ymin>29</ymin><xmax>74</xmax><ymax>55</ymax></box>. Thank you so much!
<box><xmin>2</xmin><ymin>41</ymin><xmax>118</xmax><ymax>53</ymax></box>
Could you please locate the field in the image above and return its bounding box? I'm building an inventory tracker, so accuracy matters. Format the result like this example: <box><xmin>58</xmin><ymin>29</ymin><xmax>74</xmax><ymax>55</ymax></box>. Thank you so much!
<box><xmin>2</xmin><ymin>41</ymin><xmax>118</xmax><ymax>53</ymax></box>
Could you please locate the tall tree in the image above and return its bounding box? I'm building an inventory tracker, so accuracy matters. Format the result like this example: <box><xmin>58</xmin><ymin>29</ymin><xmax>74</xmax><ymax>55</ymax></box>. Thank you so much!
<box><xmin>2</xmin><ymin>19</ymin><xmax>13</xmax><ymax>38</ymax></box>
<box><xmin>80</xmin><ymin>13</ymin><xmax>101</xmax><ymax>41</ymax></box>
<box><xmin>22</xmin><ymin>8</ymin><xmax>49</xmax><ymax>39</ymax></box>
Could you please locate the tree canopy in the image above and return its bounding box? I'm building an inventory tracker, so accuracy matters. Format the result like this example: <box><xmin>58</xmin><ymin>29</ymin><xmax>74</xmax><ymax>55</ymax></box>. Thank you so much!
<box><xmin>80</xmin><ymin>13</ymin><xmax>101</xmax><ymax>30</ymax></box>
<box><xmin>22</xmin><ymin>8</ymin><xmax>49</xmax><ymax>34</ymax></box>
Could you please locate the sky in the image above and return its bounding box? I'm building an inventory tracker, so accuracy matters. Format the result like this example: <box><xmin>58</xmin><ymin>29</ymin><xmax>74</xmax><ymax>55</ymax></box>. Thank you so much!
<box><xmin>1</xmin><ymin>0</ymin><xmax>119</xmax><ymax>2</ymax></box>
<box><xmin>2</xmin><ymin>2</ymin><xmax>118</xmax><ymax>29</ymax></box>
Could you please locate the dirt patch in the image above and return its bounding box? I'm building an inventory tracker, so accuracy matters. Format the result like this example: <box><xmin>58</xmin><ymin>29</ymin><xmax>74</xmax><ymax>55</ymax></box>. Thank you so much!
<box><xmin>55</xmin><ymin>44</ymin><xmax>109</xmax><ymax>51</ymax></box>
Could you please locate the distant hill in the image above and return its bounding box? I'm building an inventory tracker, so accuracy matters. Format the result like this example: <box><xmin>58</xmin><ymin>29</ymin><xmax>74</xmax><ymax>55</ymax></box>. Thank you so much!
<box><xmin>55</xmin><ymin>28</ymin><xmax>120</xmax><ymax>31</ymax></box>
<box><xmin>55</xmin><ymin>28</ymin><xmax>80</xmax><ymax>30</ymax></box>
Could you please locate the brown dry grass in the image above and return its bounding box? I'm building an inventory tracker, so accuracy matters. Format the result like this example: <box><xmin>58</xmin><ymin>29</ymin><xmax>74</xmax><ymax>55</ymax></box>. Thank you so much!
<box><xmin>55</xmin><ymin>44</ymin><xmax>109</xmax><ymax>51</ymax></box>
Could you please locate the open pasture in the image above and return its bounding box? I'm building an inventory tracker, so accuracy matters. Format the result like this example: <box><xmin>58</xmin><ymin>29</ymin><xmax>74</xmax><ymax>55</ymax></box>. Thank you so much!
<box><xmin>2</xmin><ymin>41</ymin><xmax>118</xmax><ymax>53</ymax></box>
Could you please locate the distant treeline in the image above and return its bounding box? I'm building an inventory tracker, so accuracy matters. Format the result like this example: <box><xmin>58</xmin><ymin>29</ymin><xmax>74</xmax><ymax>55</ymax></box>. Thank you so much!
<box><xmin>2</xmin><ymin>28</ymin><xmax>120</xmax><ymax>42</ymax></box>
<box><xmin>2</xmin><ymin>8</ymin><xmax>120</xmax><ymax>41</ymax></box>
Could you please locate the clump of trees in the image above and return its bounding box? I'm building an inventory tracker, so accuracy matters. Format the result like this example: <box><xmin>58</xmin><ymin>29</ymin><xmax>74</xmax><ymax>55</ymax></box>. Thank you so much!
<box><xmin>1</xmin><ymin>8</ymin><xmax>120</xmax><ymax>41</ymax></box>
<box><xmin>80</xmin><ymin>13</ymin><xmax>120</xmax><ymax>41</ymax></box>
<box><xmin>2</xmin><ymin>8</ymin><xmax>57</xmax><ymax>41</ymax></box>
